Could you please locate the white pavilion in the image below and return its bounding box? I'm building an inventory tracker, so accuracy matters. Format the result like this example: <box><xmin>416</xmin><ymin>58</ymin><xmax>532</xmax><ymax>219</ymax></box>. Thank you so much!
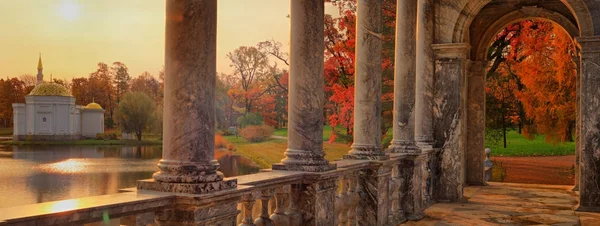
<box><xmin>12</xmin><ymin>55</ymin><xmax>105</xmax><ymax>141</ymax></box>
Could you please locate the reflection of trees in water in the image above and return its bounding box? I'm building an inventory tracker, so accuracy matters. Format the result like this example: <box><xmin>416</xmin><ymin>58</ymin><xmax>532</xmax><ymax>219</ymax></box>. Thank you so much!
<box><xmin>216</xmin><ymin>150</ymin><xmax>260</xmax><ymax>177</ymax></box>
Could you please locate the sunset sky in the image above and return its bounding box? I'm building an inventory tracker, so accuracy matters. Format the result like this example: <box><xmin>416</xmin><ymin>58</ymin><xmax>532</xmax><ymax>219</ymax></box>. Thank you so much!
<box><xmin>0</xmin><ymin>0</ymin><xmax>338</xmax><ymax>80</ymax></box>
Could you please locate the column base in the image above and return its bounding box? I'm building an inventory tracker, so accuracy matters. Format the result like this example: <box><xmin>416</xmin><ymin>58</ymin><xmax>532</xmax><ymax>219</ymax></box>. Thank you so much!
<box><xmin>388</xmin><ymin>140</ymin><xmax>421</xmax><ymax>155</ymax></box>
<box><xmin>346</xmin><ymin>144</ymin><xmax>390</xmax><ymax>160</ymax></box>
<box><xmin>272</xmin><ymin>163</ymin><xmax>337</xmax><ymax>172</ymax></box>
<box><xmin>137</xmin><ymin>178</ymin><xmax>237</xmax><ymax>194</ymax></box>
<box><xmin>576</xmin><ymin>205</ymin><xmax>600</xmax><ymax>213</ymax></box>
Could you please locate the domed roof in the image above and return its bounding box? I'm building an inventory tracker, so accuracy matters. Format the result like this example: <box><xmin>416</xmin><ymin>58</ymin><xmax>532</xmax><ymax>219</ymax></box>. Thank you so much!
<box><xmin>28</xmin><ymin>82</ymin><xmax>71</xmax><ymax>97</ymax></box>
<box><xmin>85</xmin><ymin>102</ymin><xmax>103</xmax><ymax>109</ymax></box>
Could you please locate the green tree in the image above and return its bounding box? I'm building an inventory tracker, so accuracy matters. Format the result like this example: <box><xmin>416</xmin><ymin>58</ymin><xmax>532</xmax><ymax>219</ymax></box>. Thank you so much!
<box><xmin>118</xmin><ymin>92</ymin><xmax>155</xmax><ymax>140</ymax></box>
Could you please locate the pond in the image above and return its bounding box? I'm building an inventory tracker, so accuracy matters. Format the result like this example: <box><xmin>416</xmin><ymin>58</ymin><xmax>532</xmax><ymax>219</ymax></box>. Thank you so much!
<box><xmin>0</xmin><ymin>145</ymin><xmax>260</xmax><ymax>208</ymax></box>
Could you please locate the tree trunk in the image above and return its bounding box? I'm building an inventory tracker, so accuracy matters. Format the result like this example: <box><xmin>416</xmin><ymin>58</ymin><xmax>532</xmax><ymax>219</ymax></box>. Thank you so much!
<box><xmin>136</xmin><ymin>131</ymin><xmax>142</xmax><ymax>141</ymax></box>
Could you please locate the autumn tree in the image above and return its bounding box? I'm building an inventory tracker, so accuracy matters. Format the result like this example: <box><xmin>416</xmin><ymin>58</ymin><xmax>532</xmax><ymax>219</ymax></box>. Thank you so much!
<box><xmin>486</xmin><ymin>20</ymin><xmax>577</xmax><ymax>144</ymax></box>
<box><xmin>0</xmin><ymin>78</ymin><xmax>28</xmax><ymax>127</ymax></box>
<box><xmin>130</xmin><ymin>71</ymin><xmax>161</xmax><ymax>104</ymax></box>
<box><xmin>227</xmin><ymin>46</ymin><xmax>269</xmax><ymax>114</ymax></box>
<box><xmin>111</xmin><ymin>62</ymin><xmax>130</xmax><ymax>104</ymax></box>
<box><xmin>89</xmin><ymin>62</ymin><xmax>116</xmax><ymax>128</ymax></box>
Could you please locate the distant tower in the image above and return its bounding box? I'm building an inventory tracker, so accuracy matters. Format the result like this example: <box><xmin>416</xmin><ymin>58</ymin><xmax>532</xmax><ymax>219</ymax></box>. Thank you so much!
<box><xmin>37</xmin><ymin>53</ymin><xmax>44</xmax><ymax>85</ymax></box>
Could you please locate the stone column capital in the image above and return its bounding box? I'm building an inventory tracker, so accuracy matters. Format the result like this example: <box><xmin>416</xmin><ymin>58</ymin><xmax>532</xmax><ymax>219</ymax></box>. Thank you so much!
<box><xmin>575</xmin><ymin>36</ymin><xmax>600</xmax><ymax>54</ymax></box>
<box><xmin>432</xmin><ymin>43</ymin><xmax>471</xmax><ymax>59</ymax></box>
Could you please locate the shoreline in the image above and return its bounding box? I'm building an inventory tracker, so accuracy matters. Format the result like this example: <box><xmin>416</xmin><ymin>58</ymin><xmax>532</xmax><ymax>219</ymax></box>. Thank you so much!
<box><xmin>2</xmin><ymin>139</ymin><xmax>162</xmax><ymax>146</ymax></box>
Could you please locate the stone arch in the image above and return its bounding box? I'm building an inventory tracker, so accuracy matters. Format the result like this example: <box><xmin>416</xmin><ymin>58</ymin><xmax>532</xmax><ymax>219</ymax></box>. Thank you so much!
<box><xmin>452</xmin><ymin>0</ymin><xmax>595</xmax><ymax>44</ymax></box>
<box><xmin>452</xmin><ymin>0</ymin><xmax>595</xmax><ymax>187</ymax></box>
<box><xmin>473</xmin><ymin>7</ymin><xmax>579</xmax><ymax>61</ymax></box>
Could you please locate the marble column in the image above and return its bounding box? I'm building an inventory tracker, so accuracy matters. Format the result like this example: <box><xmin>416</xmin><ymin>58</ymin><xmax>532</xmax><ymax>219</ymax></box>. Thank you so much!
<box><xmin>346</xmin><ymin>0</ymin><xmax>389</xmax><ymax>160</ymax></box>
<box><xmin>466</xmin><ymin>60</ymin><xmax>487</xmax><ymax>186</ymax></box>
<box><xmin>575</xmin><ymin>36</ymin><xmax>600</xmax><ymax>212</ymax></box>
<box><xmin>414</xmin><ymin>0</ymin><xmax>435</xmax><ymax>150</ymax></box>
<box><xmin>138</xmin><ymin>0</ymin><xmax>237</xmax><ymax>194</ymax></box>
<box><xmin>388</xmin><ymin>0</ymin><xmax>419</xmax><ymax>154</ymax></box>
<box><xmin>273</xmin><ymin>0</ymin><xmax>335</xmax><ymax>172</ymax></box>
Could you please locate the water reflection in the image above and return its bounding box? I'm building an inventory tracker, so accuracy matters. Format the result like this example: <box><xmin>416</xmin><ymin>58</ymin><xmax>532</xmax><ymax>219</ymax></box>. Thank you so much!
<box><xmin>0</xmin><ymin>145</ymin><xmax>259</xmax><ymax>208</ymax></box>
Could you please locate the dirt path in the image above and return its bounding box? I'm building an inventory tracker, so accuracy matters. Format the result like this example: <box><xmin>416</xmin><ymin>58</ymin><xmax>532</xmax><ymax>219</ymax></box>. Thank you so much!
<box><xmin>491</xmin><ymin>155</ymin><xmax>575</xmax><ymax>185</ymax></box>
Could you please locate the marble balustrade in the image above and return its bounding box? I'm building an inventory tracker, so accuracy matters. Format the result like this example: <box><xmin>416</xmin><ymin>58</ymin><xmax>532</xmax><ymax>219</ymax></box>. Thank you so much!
<box><xmin>0</xmin><ymin>154</ymin><xmax>434</xmax><ymax>226</ymax></box>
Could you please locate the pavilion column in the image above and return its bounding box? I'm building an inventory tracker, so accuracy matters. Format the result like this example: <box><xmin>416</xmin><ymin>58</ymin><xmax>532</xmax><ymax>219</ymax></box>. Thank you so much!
<box><xmin>388</xmin><ymin>0</ymin><xmax>419</xmax><ymax>154</ymax></box>
<box><xmin>466</xmin><ymin>60</ymin><xmax>487</xmax><ymax>186</ymax></box>
<box><xmin>138</xmin><ymin>0</ymin><xmax>236</xmax><ymax>193</ymax></box>
<box><xmin>137</xmin><ymin>1</ymin><xmax>240</xmax><ymax>224</ymax></box>
<box><xmin>575</xmin><ymin>36</ymin><xmax>600</xmax><ymax>212</ymax></box>
<box><xmin>414</xmin><ymin>0</ymin><xmax>435</xmax><ymax>150</ymax></box>
<box><xmin>272</xmin><ymin>0</ymin><xmax>335</xmax><ymax>172</ymax></box>
<box><xmin>346</xmin><ymin>0</ymin><xmax>389</xmax><ymax>160</ymax></box>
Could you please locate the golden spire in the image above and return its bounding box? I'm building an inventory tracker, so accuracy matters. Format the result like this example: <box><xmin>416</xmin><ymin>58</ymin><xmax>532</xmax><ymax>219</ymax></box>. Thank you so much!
<box><xmin>37</xmin><ymin>53</ymin><xmax>43</xmax><ymax>70</ymax></box>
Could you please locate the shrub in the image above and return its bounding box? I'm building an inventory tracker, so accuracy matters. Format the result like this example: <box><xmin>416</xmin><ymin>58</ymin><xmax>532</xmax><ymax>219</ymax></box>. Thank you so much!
<box><xmin>239</xmin><ymin>125</ymin><xmax>274</xmax><ymax>142</ymax></box>
<box><xmin>215</xmin><ymin>135</ymin><xmax>228</xmax><ymax>149</ymax></box>
<box><xmin>236</xmin><ymin>113</ymin><xmax>263</xmax><ymax>128</ymax></box>
<box><xmin>96</xmin><ymin>133</ymin><xmax>118</xmax><ymax>140</ymax></box>
<box><xmin>96</xmin><ymin>133</ymin><xmax>106</xmax><ymax>140</ymax></box>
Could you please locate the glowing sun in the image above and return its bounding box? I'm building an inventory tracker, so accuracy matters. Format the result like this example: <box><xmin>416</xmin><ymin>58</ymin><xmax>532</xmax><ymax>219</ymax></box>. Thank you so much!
<box><xmin>58</xmin><ymin>1</ymin><xmax>81</xmax><ymax>22</ymax></box>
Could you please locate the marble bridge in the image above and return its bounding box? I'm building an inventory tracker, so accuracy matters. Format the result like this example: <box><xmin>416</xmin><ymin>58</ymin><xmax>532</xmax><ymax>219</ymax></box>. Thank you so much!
<box><xmin>3</xmin><ymin>0</ymin><xmax>600</xmax><ymax>225</ymax></box>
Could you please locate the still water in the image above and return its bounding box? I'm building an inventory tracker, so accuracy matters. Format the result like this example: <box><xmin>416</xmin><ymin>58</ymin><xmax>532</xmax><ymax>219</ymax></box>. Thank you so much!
<box><xmin>0</xmin><ymin>145</ymin><xmax>260</xmax><ymax>208</ymax></box>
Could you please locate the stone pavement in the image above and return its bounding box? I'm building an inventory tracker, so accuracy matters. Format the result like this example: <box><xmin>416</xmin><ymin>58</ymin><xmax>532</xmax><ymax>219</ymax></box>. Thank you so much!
<box><xmin>401</xmin><ymin>182</ymin><xmax>600</xmax><ymax>226</ymax></box>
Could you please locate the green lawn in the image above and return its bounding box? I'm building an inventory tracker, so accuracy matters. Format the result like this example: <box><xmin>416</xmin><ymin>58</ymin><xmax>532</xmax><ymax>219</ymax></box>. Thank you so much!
<box><xmin>487</xmin><ymin>130</ymin><xmax>575</xmax><ymax>156</ymax></box>
<box><xmin>223</xmin><ymin>135</ymin><xmax>350</xmax><ymax>169</ymax></box>
<box><xmin>274</xmin><ymin>125</ymin><xmax>336</xmax><ymax>141</ymax></box>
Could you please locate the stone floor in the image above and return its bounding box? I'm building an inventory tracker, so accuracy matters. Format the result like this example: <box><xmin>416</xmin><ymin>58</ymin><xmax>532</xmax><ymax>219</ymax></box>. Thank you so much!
<box><xmin>401</xmin><ymin>182</ymin><xmax>600</xmax><ymax>226</ymax></box>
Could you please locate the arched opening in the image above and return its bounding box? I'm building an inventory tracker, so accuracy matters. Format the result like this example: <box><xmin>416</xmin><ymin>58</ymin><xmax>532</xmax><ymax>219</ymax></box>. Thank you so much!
<box><xmin>458</xmin><ymin>0</ymin><xmax>592</xmax><ymax>189</ymax></box>
<box><xmin>483</xmin><ymin>19</ymin><xmax>578</xmax><ymax>185</ymax></box>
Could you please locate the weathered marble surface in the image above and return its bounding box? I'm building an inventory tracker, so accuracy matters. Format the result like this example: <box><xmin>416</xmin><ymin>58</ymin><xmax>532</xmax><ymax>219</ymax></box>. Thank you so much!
<box><xmin>347</xmin><ymin>0</ymin><xmax>388</xmax><ymax>160</ymax></box>
<box><xmin>274</xmin><ymin>0</ymin><xmax>335</xmax><ymax>172</ymax></box>
<box><xmin>292</xmin><ymin>178</ymin><xmax>338</xmax><ymax>226</ymax></box>
<box><xmin>576</xmin><ymin>36</ymin><xmax>600</xmax><ymax>212</ymax></box>
<box><xmin>465</xmin><ymin>60</ymin><xmax>487</xmax><ymax>186</ymax></box>
<box><xmin>148</xmin><ymin>0</ymin><xmax>235</xmax><ymax>192</ymax></box>
<box><xmin>356</xmin><ymin>164</ymin><xmax>391</xmax><ymax>226</ymax></box>
<box><xmin>432</xmin><ymin>44</ymin><xmax>468</xmax><ymax>202</ymax></box>
<box><xmin>388</xmin><ymin>0</ymin><xmax>419</xmax><ymax>155</ymax></box>
<box><xmin>414</xmin><ymin>0</ymin><xmax>435</xmax><ymax>148</ymax></box>
<box><xmin>155</xmin><ymin>196</ymin><xmax>241</xmax><ymax>226</ymax></box>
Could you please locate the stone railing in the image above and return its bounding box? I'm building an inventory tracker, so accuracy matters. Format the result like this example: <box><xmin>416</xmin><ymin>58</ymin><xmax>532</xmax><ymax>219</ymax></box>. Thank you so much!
<box><xmin>0</xmin><ymin>153</ymin><xmax>432</xmax><ymax>226</ymax></box>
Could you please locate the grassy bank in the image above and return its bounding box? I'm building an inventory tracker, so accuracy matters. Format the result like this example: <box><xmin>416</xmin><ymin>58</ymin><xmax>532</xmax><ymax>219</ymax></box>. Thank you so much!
<box><xmin>0</xmin><ymin>128</ymin><xmax>12</xmax><ymax>136</ymax></box>
<box><xmin>487</xmin><ymin>130</ymin><xmax>575</xmax><ymax>156</ymax></box>
<box><xmin>3</xmin><ymin>139</ymin><xmax>162</xmax><ymax>146</ymax></box>
<box><xmin>223</xmin><ymin>135</ymin><xmax>349</xmax><ymax>169</ymax></box>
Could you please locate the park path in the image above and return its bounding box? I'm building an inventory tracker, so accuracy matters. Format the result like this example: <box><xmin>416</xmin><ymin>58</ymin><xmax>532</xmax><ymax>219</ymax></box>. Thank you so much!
<box><xmin>401</xmin><ymin>182</ymin><xmax>600</xmax><ymax>225</ymax></box>
<box><xmin>491</xmin><ymin>155</ymin><xmax>575</xmax><ymax>185</ymax></box>
<box><xmin>270</xmin><ymin>135</ymin><xmax>287</xmax><ymax>140</ymax></box>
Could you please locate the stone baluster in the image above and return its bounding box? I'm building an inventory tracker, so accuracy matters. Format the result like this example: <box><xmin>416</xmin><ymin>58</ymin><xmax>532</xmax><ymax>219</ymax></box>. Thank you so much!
<box><xmin>347</xmin><ymin>173</ymin><xmax>360</xmax><ymax>225</ymax></box>
<box><xmin>285</xmin><ymin>185</ymin><xmax>303</xmax><ymax>226</ymax></box>
<box><xmin>337</xmin><ymin>175</ymin><xmax>349</xmax><ymax>226</ymax></box>
<box><xmin>346</xmin><ymin>0</ymin><xmax>389</xmax><ymax>161</ymax></box>
<box><xmin>272</xmin><ymin>0</ymin><xmax>335</xmax><ymax>172</ymax></box>
<box><xmin>240</xmin><ymin>194</ymin><xmax>257</xmax><ymax>226</ymax></box>
<box><xmin>255</xmin><ymin>189</ymin><xmax>275</xmax><ymax>226</ymax></box>
<box><xmin>389</xmin><ymin>0</ymin><xmax>419</xmax><ymax>154</ymax></box>
<box><xmin>415</xmin><ymin>0</ymin><xmax>435</xmax><ymax>150</ymax></box>
<box><xmin>270</xmin><ymin>186</ymin><xmax>290</xmax><ymax>226</ymax></box>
